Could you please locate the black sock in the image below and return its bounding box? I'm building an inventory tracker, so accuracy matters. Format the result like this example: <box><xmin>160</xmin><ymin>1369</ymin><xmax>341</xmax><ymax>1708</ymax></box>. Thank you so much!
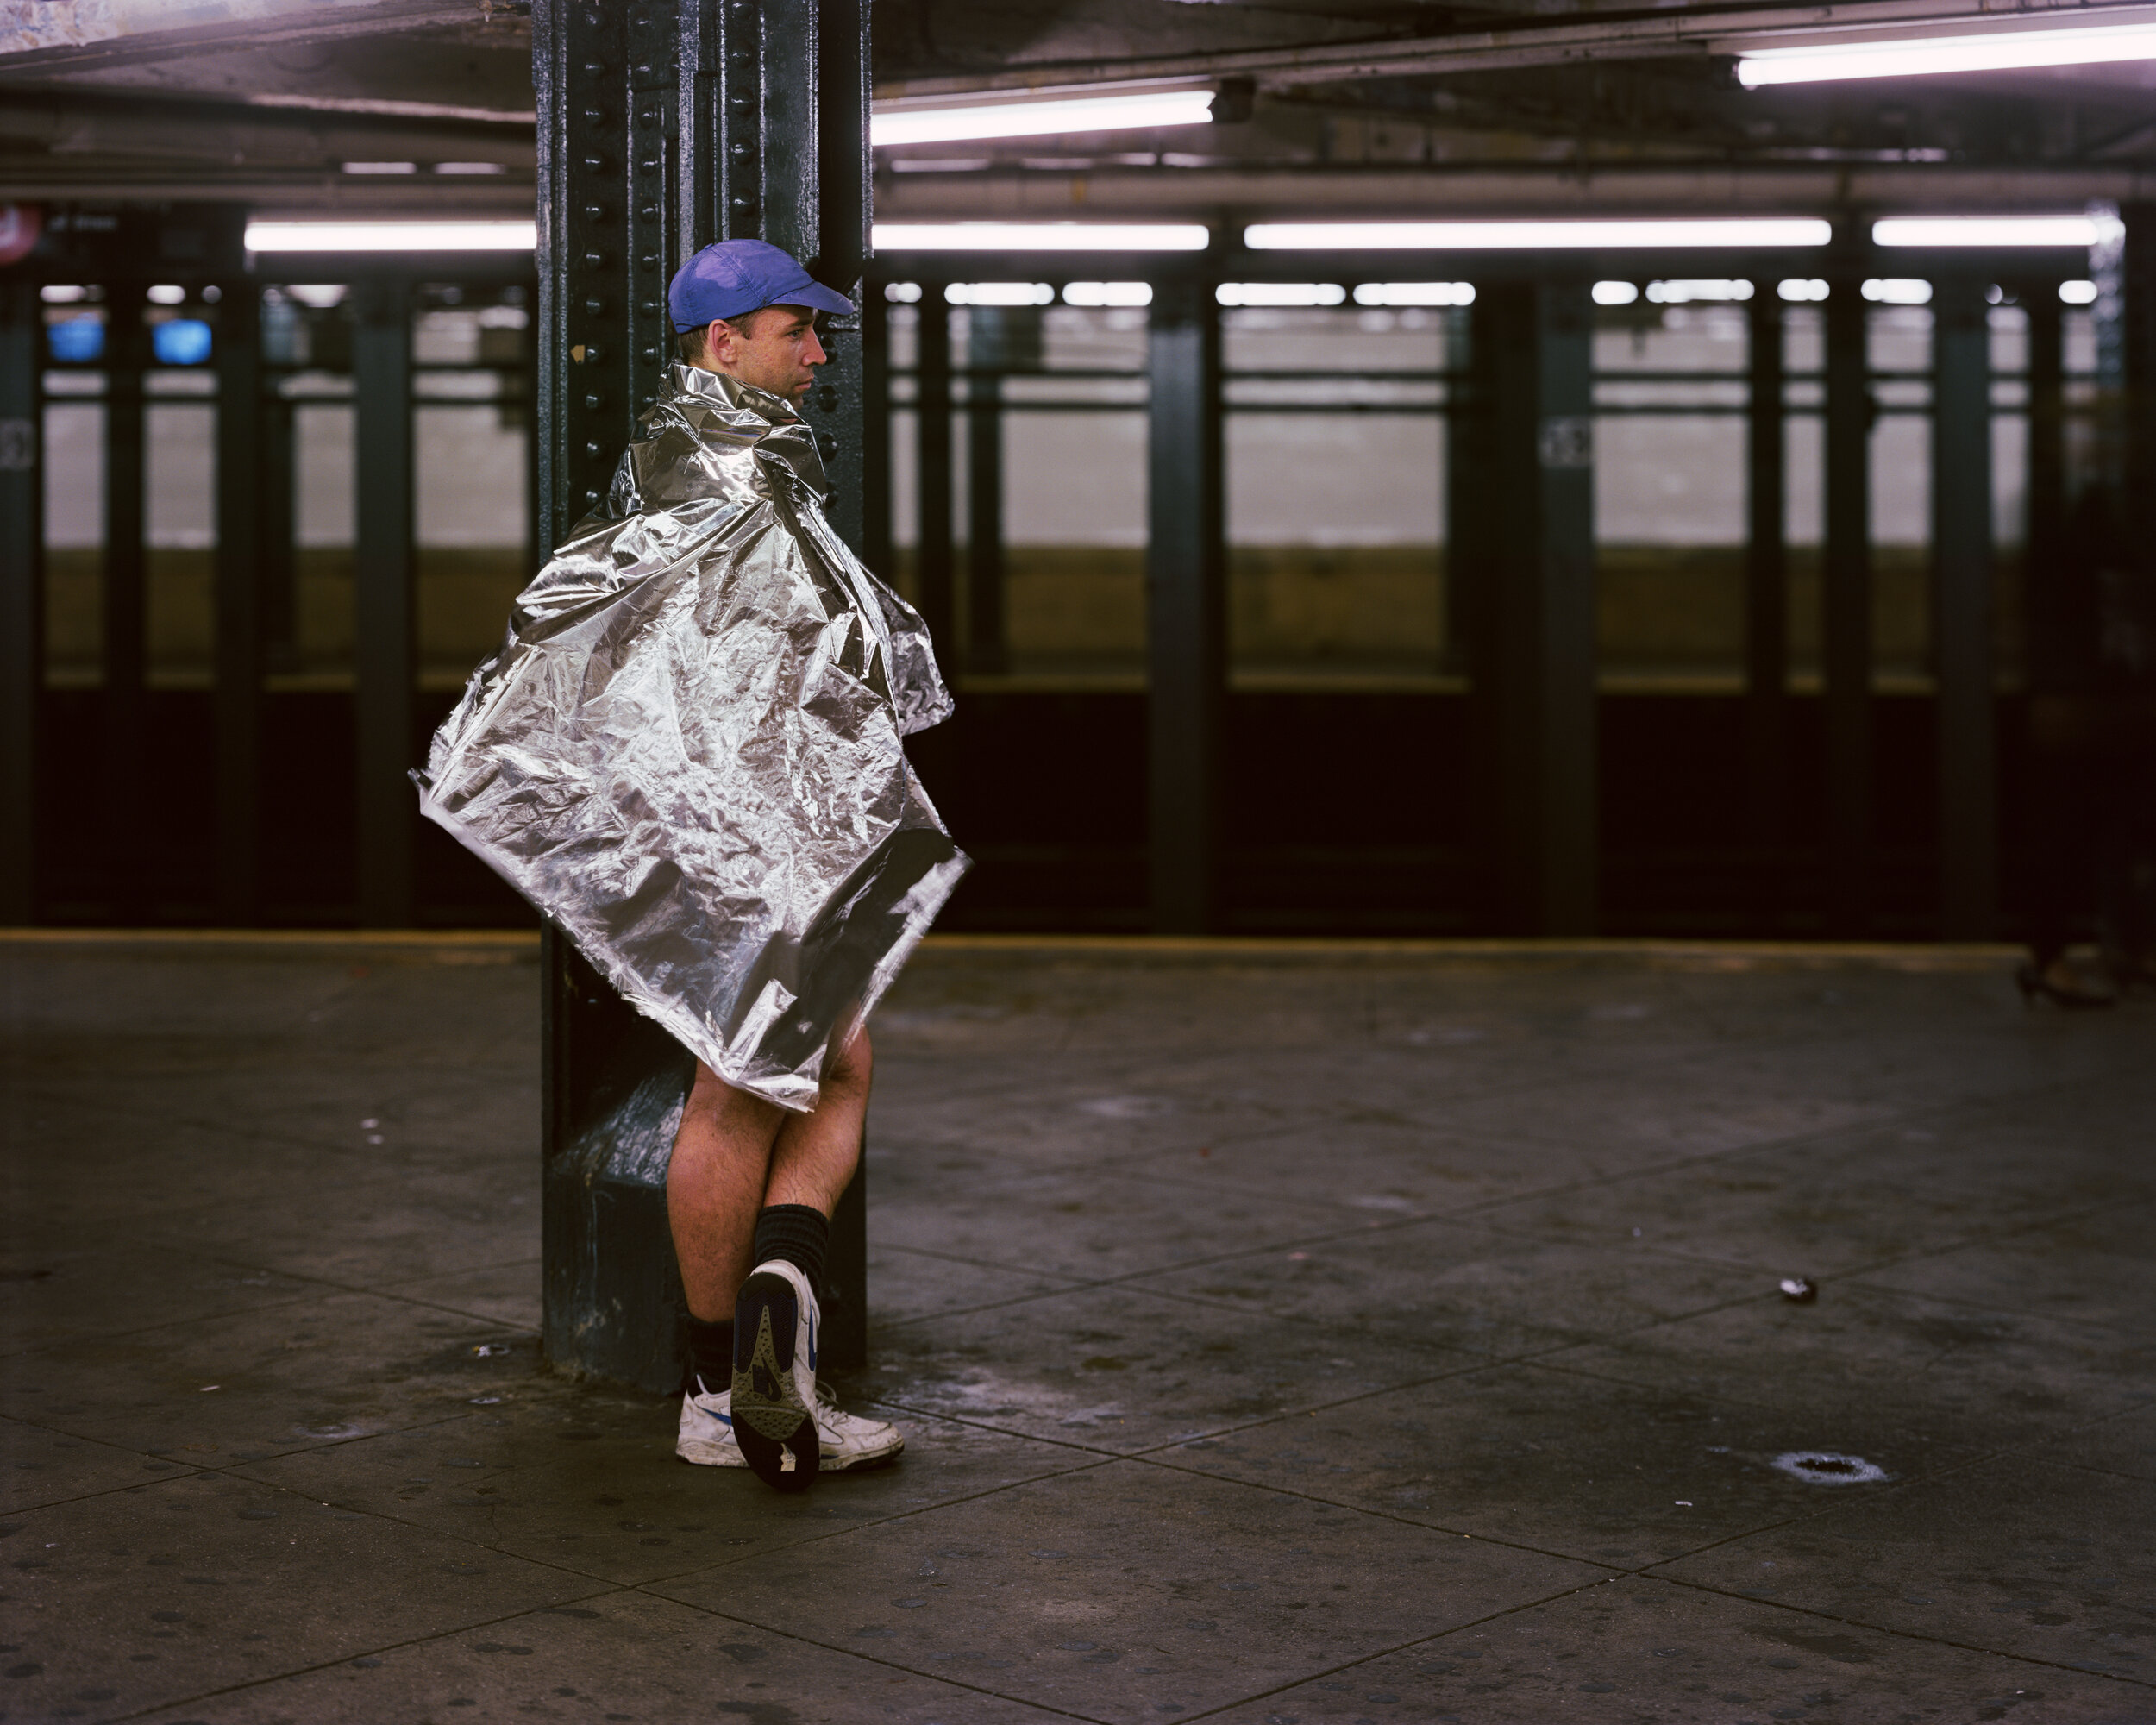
<box><xmin>751</xmin><ymin>1203</ymin><xmax>830</xmax><ymax>1309</ymax></box>
<box><xmin>686</xmin><ymin>1316</ymin><xmax>733</xmax><ymax>1393</ymax></box>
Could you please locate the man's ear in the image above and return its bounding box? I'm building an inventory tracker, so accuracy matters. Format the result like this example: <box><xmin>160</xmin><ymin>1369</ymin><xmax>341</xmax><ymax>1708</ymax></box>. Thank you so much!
<box><xmin>703</xmin><ymin>319</ymin><xmax>730</xmax><ymax>361</ymax></box>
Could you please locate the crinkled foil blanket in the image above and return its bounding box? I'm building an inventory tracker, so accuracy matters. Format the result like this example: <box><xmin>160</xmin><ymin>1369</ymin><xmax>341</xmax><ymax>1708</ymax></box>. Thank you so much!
<box><xmin>417</xmin><ymin>364</ymin><xmax>967</xmax><ymax>1111</ymax></box>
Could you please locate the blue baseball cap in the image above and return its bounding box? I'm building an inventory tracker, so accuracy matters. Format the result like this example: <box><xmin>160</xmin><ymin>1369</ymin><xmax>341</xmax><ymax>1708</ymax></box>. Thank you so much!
<box><xmin>668</xmin><ymin>238</ymin><xmax>854</xmax><ymax>333</ymax></box>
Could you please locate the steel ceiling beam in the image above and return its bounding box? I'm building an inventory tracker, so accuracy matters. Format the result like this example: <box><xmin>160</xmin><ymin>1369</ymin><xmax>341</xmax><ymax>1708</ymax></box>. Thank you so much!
<box><xmin>0</xmin><ymin>0</ymin><xmax>485</xmax><ymax>74</ymax></box>
<box><xmin>874</xmin><ymin>0</ymin><xmax>2156</xmax><ymax>100</ymax></box>
<box><xmin>0</xmin><ymin>88</ymin><xmax>532</xmax><ymax>166</ymax></box>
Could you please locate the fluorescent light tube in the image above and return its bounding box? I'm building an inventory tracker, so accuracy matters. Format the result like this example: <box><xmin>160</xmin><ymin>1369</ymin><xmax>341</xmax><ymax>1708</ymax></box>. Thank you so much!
<box><xmin>1872</xmin><ymin>215</ymin><xmax>2102</xmax><ymax>247</ymax></box>
<box><xmin>872</xmin><ymin>89</ymin><xmax>1215</xmax><ymax>147</ymax></box>
<box><xmin>1646</xmin><ymin>279</ymin><xmax>1754</xmax><ymax>303</ymax></box>
<box><xmin>246</xmin><ymin>220</ymin><xmax>536</xmax><ymax>251</ymax></box>
<box><xmin>2060</xmin><ymin>279</ymin><xmax>2098</xmax><ymax>304</ymax></box>
<box><xmin>1592</xmin><ymin>281</ymin><xmax>1639</xmax><ymax>305</ymax></box>
<box><xmin>1217</xmin><ymin>282</ymin><xmax>1344</xmax><ymax>307</ymax></box>
<box><xmin>943</xmin><ymin>282</ymin><xmax>1055</xmax><ymax>306</ymax></box>
<box><xmin>1353</xmin><ymin>282</ymin><xmax>1476</xmax><ymax>306</ymax></box>
<box><xmin>1862</xmin><ymin>278</ymin><xmax>1933</xmax><ymax>304</ymax></box>
<box><xmin>1062</xmin><ymin>281</ymin><xmax>1154</xmax><ymax>307</ymax></box>
<box><xmin>1244</xmin><ymin>219</ymin><xmax>1831</xmax><ymax>250</ymax></box>
<box><xmin>874</xmin><ymin>223</ymin><xmax>1210</xmax><ymax>252</ymax></box>
<box><xmin>1736</xmin><ymin>22</ymin><xmax>2156</xmax><ymax>87</ymax></box>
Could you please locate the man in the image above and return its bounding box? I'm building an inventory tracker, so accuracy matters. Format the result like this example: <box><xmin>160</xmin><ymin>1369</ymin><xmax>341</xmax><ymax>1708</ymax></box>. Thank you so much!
<box><xmin>417</xmin><ymin>238</ymin><xmax>966</xmax><ymax>1492</ymax></box>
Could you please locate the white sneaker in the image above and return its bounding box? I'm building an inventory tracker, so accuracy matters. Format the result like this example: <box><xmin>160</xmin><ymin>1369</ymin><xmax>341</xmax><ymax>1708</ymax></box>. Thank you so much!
<box><xmin>731</xmin><ymin>1259</ymin><xmax>823</xmax><ymax>1490</ymax></box>
<box><xmin>676</xmin><ymin>1380</ymin><xmax>904</xmax><ymax>1473</ymax></box>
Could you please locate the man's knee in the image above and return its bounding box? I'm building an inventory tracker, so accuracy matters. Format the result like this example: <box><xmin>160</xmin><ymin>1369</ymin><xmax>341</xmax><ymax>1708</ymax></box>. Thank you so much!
<box><xmin>826</xmin><ymin>1026</ymin><xmax>873</xmax><ymax>1096</ymax></box>
<box><xmin>684</xmin><ymin>1062</ymin><xmax>781</xmax><ymax>1132</ymax></box>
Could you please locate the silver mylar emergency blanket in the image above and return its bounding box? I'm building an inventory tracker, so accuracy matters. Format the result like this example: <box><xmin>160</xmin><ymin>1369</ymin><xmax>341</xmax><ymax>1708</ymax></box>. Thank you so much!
<box><xmin>416</xmin><ymin>363</ymin><xmax>968</xmax><ymax>1111</ymax></box>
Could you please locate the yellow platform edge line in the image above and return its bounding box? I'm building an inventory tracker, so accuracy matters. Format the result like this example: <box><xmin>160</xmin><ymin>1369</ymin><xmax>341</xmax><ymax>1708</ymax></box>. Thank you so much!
<box><xmin>0</xmin><ymin>926</ymin><xmax>2024</xmax><ymax>969</ymax></box>
<box><xmin>0</xmin><ymin>928</ymin><xmax>538</xmax><ymax>947</ymax></box>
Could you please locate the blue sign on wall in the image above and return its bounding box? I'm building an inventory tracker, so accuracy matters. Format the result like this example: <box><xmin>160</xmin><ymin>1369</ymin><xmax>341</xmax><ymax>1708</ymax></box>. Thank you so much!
<box><xmin>153</xmin><ymin>318</ymin><xmax>213</xmax><ymax>366</ymax></box>
<box><xmin>47</xmin><ymin>316</ymin><xmax>103</xmax><ymax>362</ymax></box>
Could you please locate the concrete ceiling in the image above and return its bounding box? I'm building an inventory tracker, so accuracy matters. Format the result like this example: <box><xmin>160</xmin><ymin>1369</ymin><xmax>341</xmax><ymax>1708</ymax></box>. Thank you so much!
<box><xmin>1</xmin><ymin>0</ymin><xmax>2153</xmax><ymax>217</ymax></box>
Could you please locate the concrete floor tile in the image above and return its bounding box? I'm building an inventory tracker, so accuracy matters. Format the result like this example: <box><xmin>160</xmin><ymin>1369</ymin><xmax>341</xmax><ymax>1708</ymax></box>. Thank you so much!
<box><xmin>862</xmin><ymin>1282</ymin><xmax>1473</xmax><ymax>1452</ymax></box>
<box><xmin>868</xmin><ymin>1049</ymin><xmax>1054</xmax><ymax>1113</ymax></box>
<box><xmin>1848</xmin><ymin>1205</ymin><xmax>2156</xmax><ymax>1336</ymax></box>
<box><xmin>1</xmin><ymin>1101</ymin><xmax>391</xmax><ymax>1239</ymax></box>
<box><xmin>1545</xmin><ymin>1284</ymin><xmax>2156</xmax><ymax>1448</ymax></box>
<box><xmin>0</xmin><ymin>1467</ymin><xmax>596</xmax><ymax>1722</ymax></box>
<box><xmin>59</xmin><ymin>1064</ymin><xmax>541</xmax><ymax>1165</ymax></box>
<box><xmin>390</xmin><ymin>1259</ymin><xmax>544</xmax><ymax>1331</ymax></box>
<box><xmin>1117</xmin><ymin>1030</ymin><xmax>1741</xmax><ymax>1135</ymax></box>
<box><xmin>872</xmin><ymin>972</ymin><xmax>1249</xmax><ymax>1067</ymax></box>
<box><xmin>1124</xmin><ymin>1118</ymin><xmax>1671</xmax><ymax>1219</ymax></box>
<box><xmin>0</xmin><ymin>1413</ymin><xmax>162</xmax><ymax>1512</ymax></box>
<box><xmin>4</xmin><ymin>952</ymin><xmax>362</xmax><ymax>1045</ymax></box>
<box><xmin>1122</xmin><ymin>967</ymin><xmax>1733</xmax><ymax>1069</ymax></box>
<box><xmin>0</xmin><ymin>1242</ymin><xmax>317</xmax><ymax>1356</ymax></box>
<box><xmin>1202</xmin><ymin>1573</ymin><xmax>2149</xmax><ymax>1723</ymax></box>
<box><xmin>1936</xmin><ymin>1069</ymin><xmax>2156</xmax><ymax>1147</ymax></box>
<box><xmin>127</xmin><ymin>1589</ymin><xmax>1069</xmax><ymax>1724</ymax></box>
<box><xmin>1122</xmin><ymin>1044</ymin><xmax>1608</xmax><ymax>1125</ymax></box>
<box><xmin>233</xmin><ymin>1391</ymin><xmax>1096</xmax><ymax>1586</ymax></box>
<box><xmin>870</xmin><ymin>988</ymin><xmax>1069</xmax><ymax>1054</ymax></box>
<box><xmin>868</xmin><ymin>1163</ymin><xmax>1325</xmax><ymax>1281</ymax></box>
<box><xmin>1156</xmin><ymin>1363</ymin><xmax>1977</xmax><ymax>1565</ymax></box>
<box><xmin>864</xmin><ymin>1241</ymin><xmax>1087</xmax><ymax>1326</ymax></box>
<box><xmin>135</xmin><ymin>1168</ymin><xmax>541</xmax><ymax>1289</ymax></box>
<box><xmin>875</xmin><ymin>1080</ymin><xmax>1319</xmax><ymax>1169</ymax></box>
<box><xmin>651</xmin><ymin>1459</ymin><xmax>1601</xmax><ymax>1723</ymax></box>
<box><xmin>0</xmin><ymin>1292</ymin><xmax>556</xmax><ymax>1463</ymax></box>
<box><xmin>2036</xmin><ymin>1404</ymin><xmax>2156</xmax><ymax>1485</ymax></box>
<box><xmin>1635</xmin><ymin>1022</ymin><xmax>2148</xmax><ymax>1125</ymax></box>
<box><xmin>1394</xmin><ymin>1064</ymin><xmax>1890</xmax><ymax>1158</ymax></box>
<box><xmin>886</xmin><ymin>957</ymin><xmax>1599</xmax><ymax>1069</ymax></box>
<box><xmin>1463</xmin><ymin>1119</ymin><xmax>2139</xmax><ymax>1278</ymax></box>
<box><xmin>1131</xmin><ymin>1221</ymin><xmax>1764</xmax><ymax>1358</ymax></box>
<box><xmin>1652</xmin><ymin>1457</ymin><xmax>2156</xmax><ymax>1681</ymax></box>
<box><xmin>12</xmin><ymin>968</ymin><xmax>537</xmax><ymax>1089</ymax></box>
<box><xmin>1759</xmin><ymin>1110</ymin><xmax>2156</xmax><ymax>1214</ymax></box>
<box><xmin>2009</xmin><ymin>1066</ymin><xmax>2156</xmax><ymax>1147</ymax></box>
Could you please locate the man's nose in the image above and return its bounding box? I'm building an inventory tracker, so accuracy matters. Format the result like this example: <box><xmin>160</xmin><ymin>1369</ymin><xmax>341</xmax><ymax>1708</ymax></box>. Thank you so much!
<box><xmin>803</xmin><ymin>329</ymin><xmax>827</xmax><ymax>367</ymax></box>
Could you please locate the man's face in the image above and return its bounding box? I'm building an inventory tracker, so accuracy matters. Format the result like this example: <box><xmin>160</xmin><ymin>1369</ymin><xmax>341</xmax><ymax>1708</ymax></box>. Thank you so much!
<box><xmin>702</xmin><ymin>305</ymin><xmax>826</xmax><ymax>401</ymax></box>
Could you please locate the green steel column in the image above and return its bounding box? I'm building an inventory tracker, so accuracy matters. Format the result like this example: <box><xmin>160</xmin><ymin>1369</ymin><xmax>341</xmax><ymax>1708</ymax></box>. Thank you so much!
<box><xmin>0</xmin><ymin>283</ymin><xmax>41</xmax><ymax>924</ymax></box>
<box><xmin>1931</xmin><ymin>274</ymin><xmax>1996</xmax><ymax>938</ymax></box>
<box><xmin>1476</xmin><ymin>280</ymin><xmax>1597</xmax><ymax>935</ymax></box>
<box><xmin>1745</xmin><ymin>284</ymin><xmax>1789</xmax><ymax>881</ymax></box>
<box><xmin>536</xmin><ymin>0</ymin><xmax>873</xmax><ymax>1395</ymax></box>
<box><xmin>1146</xmin><ymin>274</ymin><xmax>1226</xmax><ymax>934</ymax></box>
<box><xmin>1822</xmin><ymin>275</ymin><xmax>1873</xmax><ymax>937</ymax></box>
<box><xmin>215</xmin><ymin>279</ymin><xmax>264</xmax><ymax>924</ymax></box>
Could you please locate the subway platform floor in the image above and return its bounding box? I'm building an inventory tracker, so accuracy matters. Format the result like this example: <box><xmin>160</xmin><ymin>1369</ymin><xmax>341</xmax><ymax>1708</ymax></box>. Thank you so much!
<box><xmin>3</xmin><ymin>933</ymin><xmax>2153</xmax><ymax>1725</ymax></box>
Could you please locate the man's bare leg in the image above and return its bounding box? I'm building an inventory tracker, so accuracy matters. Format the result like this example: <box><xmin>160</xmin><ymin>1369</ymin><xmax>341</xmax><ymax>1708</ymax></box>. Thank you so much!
<box><xmin>668</xmin><ymin>1032</ymin><xmax>899</xmax><ymax>1484</ymax></box>
<box><xmin>666</xmin><ymin>1030</ymin><xmax>874</xmax><ymax>1323</ymax></box>
<box><xmin>667</xmin><ymin>1070</ymin><xmax>784</xmax><ymax>1324</ymax></box>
